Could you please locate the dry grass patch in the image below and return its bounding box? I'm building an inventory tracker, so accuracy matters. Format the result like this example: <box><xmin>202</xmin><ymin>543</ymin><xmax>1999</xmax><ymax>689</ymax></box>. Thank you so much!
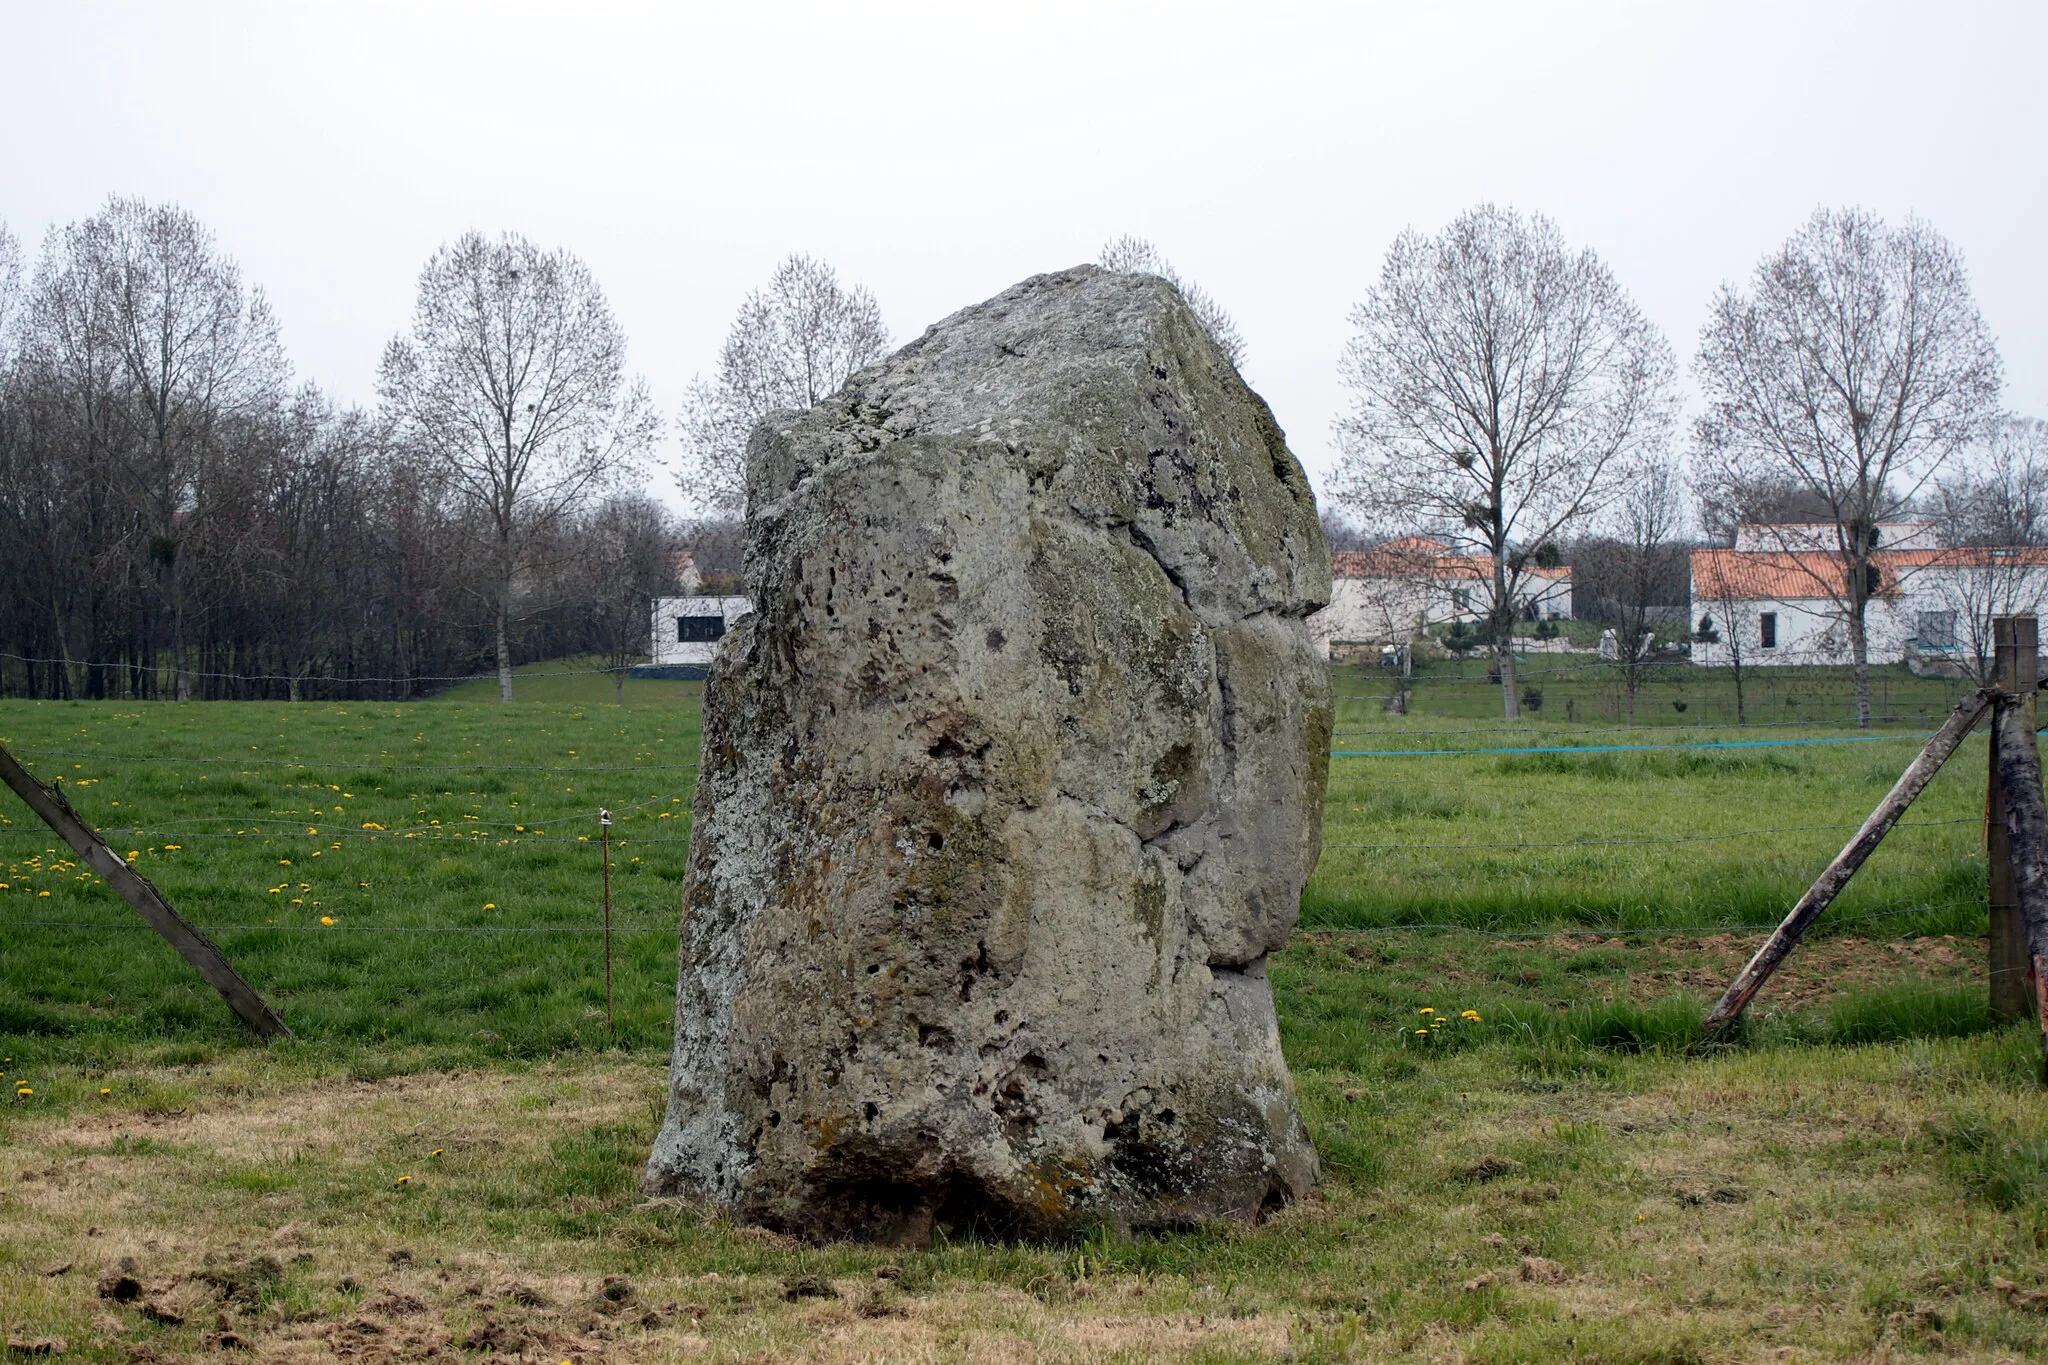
<box><xmin>1</xmin><ymin>1032</ymin><xmax>2045</xmax><ymax>1361</ymax></box>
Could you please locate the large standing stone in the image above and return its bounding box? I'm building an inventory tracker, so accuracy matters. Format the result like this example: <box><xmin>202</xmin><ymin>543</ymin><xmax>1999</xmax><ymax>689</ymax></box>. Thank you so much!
<box><xmin>645</xmin><ymin>266</ymin><xmax>1332</xmax><ymax>1242</ymax></box>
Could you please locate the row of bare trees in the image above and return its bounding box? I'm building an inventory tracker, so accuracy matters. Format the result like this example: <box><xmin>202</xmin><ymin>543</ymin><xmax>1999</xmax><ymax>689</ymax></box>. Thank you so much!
<box><xmin>1332</xmin><ymin>203</ymin><xmax>2014</xmax><ymax>723</ymax></box>
<box><xmin>0</xmin><ymin>198</ymin><xmax>686</xmax><ymax>701</ymax></box>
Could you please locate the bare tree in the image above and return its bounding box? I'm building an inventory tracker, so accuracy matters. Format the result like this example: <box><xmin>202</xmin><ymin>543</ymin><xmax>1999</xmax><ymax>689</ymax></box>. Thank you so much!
<box><xmin>1691</xmin><ymin>554</ymin><xmax>1760</xmax><ymax>725</ymax></box>
<box><xmin>1098</xmin><ymin>235</ymin><xmax>1247</xmax><ymax>368</ymax></box>
<box><xmin>575</xmin><ymin>494</ymin><xmax>681</xmax><ymax>698</ymax></box>
<box><xmin>1582</xmin><ymin>459</ymin><xmax>1686</xmax><ymax>721</ymax></box>
<box><xmin>678</xmin><ymin>254</ymin><xmax>887</xmax><ymax>515</ymax></box>
<box><xmin>0</xmin><ymin>222</ymin><xmax>22</xmax><ymax>355</ymax></box>
<box><xmin>379</xmin><ymin>231</ymin><xmax>658</xmax><ymax>702</ymax></box>
<box><xmin>1334</xmin><ymin>204</ymin><xmax>1677</xmax><ymax>718</ymax></box>
<box><xmin>74</xmin><ymin>198</ymin><xmax>289</xmax><ymax>699</ymax></box>
<box><xmin>1926</xmin><ymin>415</ymin><xmax>2048</xmax><ymax>681</ymax></box>
<box><xmin>1692</xmin><ymin>207</ymin><xmax>2003</xmax><ymax>726</ymax></box>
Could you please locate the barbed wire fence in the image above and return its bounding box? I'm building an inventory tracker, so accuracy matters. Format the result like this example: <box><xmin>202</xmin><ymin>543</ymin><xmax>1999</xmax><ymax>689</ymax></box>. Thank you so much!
<box><xmin>0</xmin><ymin>729</ymin><xmax>1998</xmax><ymax>945</ymax></box>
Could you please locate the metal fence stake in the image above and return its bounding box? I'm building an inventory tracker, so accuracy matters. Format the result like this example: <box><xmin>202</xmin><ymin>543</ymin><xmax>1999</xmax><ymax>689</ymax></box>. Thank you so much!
<box><xmin>599</xmin><ymin>807</ymin><xmax>614</xmax><ymax>1042</ymax></box>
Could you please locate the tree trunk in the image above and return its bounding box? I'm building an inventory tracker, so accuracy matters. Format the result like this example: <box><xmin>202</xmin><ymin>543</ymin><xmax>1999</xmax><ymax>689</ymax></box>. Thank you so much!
<box><xmin>1849</xmin><ymin>608</ymin><xmax>1870</xmax><ymax>729</ymax></box>
<box><xmin>1494</xmin><ymin>546</ymin><xmax>1517</xmax><ymax>720</ymax></box>
<box><xmin>496</xmin><ymin>595</ymin><xmax>514</xmax><ymax>704</ymax></box>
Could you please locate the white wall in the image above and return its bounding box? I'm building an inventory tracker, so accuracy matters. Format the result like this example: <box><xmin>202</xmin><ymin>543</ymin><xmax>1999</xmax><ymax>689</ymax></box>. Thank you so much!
<box><xmin>1308</xmin><ymin>572</ymin><xmax>1573</xmax><ymax>658</ymax></box>
<box><xmin>1690</xmin><ymin>564</ymin><xmax>2048</xmax><ymax>667</ymax></box>
<box><xmin>650</xmin><ymin>595</ymin><xmax>753</xmax><ymax>667</ymax></box>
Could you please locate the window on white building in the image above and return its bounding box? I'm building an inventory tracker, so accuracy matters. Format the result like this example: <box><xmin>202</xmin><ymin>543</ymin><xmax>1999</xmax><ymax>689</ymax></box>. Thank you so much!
<box><xmin>1916</xmin><ymin>610</ymin><xmax>1957</xmax><ymax>648</ymax></box>
<box><xmin>1759</xmin><ymin>612</ymin><xmax>1777</xmax><ymax>649</ymax></box>
<box><xmin>677</xmin><ymin>616</ymin><xmax>726</xmax><ymax>643</ymax></box>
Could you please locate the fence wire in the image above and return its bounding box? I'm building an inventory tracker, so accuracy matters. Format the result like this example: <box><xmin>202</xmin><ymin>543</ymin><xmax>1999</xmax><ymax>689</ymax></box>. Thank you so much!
<box><xmin>0</xmin><ymin>652</ymin><xmax>668</xmax><ymax>687</ymax></box>
<box><xmin>10</xmin><ymin>746</ymin><xmax>701</xmax><ymax>775</ymax></box>
<box><xmin>0</xmin><ymin>725</ymin><xmax>2008</xmax><ymax>955</ymax></box>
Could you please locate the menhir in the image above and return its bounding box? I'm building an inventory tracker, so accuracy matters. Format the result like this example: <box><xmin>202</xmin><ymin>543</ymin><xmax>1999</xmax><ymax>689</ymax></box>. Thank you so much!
<box><xmin>644</xmin><ymin>266</ymin><xmax>1332</xmax><ymax>1242</ymax></box>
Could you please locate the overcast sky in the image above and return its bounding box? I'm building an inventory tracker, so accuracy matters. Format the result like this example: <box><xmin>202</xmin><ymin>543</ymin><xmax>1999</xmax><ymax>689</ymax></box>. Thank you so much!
<box><xmin>4</xmin><ymin>0</ymin><xmax>2042</xmax><ymax>513</ymax></box>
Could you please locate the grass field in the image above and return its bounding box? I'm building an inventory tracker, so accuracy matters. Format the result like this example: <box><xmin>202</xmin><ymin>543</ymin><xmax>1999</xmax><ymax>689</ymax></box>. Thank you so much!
<box><xmin>2</xmin><ymin>663</ymin><xmax>2046</xmax><ymax>1361</ymax></box>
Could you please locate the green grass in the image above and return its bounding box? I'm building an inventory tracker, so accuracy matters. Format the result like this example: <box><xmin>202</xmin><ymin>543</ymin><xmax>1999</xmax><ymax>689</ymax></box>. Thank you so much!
<box><xmin>0</xmin><ymin>668</ymin><xmax>2000</xmax><ymax>1064</ymax></box>
<box><xmin>1</xmin><ymin>667</ymin><xmax>2044</xmax><ymax>1360</ymax></box>
<box><xmin>0</xmin><ymin>691</ymin><xmax>702</xmax><ymax>1068</ymax></box>
<box><xmin>1337</xmin><ymin>656</ymin><xmax>1966</xmax><ymax>728</ymax></box>
<box><xmin>430</xmin><ymin>653</ymin><xmax>710</xmax><ymax>705</ymax></box>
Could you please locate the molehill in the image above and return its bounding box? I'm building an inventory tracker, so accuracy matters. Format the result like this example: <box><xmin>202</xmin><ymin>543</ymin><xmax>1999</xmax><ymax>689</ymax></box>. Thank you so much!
<box><xmin>645</xmin><ymin>265</ymin><xmax>1332</xmax><ymax>1242</ymax></box>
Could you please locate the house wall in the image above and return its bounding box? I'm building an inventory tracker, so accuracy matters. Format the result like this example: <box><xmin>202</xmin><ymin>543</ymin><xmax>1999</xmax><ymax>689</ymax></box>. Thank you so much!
<box><xmin>1689</xmin><ymin>595</ymin><xmax>1880</xmax><ymax>667</ymax></box>
<box><xmin>1308</xmin><ymin>572</ymin><xmax>1572</xmax><ymax>659</ymax></box>
<box><xmin>1732</xmin><ymin>522</ymin><xmax>1940</xmax><ymax>553</ymax></box>
<box><xmin>649</xmin><ymin>595</ymin><xmax>753</xmax><ymax>667</ymax></box>
<box><xmin>1690</xmin><ymin>564</ymin><xmax>2048</xmax><ymax>667</ymax></box>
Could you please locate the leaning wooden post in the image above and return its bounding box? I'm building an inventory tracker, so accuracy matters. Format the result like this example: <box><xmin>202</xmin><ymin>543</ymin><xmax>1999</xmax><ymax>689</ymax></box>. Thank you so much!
<box><xmin>1992</xmin><ymin>680</ymin><xmax>2048</xmax><ymax>1083</ymax></box>
<box><xmin>1703</xmin><ymin>687</ymin><xmax>1991</xmax><ymax>1036</ymax></box>
<box><xmin>1988</xmin><ymin>616</ymin><xmax>2039</xmax><ymax>1023</ymax></box>
<box><xmin>0</xmin><ymin>741</ymin><xmax>291</xmax><ymax>1039</ymax></box>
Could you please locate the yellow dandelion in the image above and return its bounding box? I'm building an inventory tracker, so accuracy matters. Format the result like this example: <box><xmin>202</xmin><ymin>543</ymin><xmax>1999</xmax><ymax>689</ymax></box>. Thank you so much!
<box><xmin>396</xmin><ymin>1174</ymin><xmax>412</xmax><ymax>1185</ymax></box>
<box><xmin>37</xmin><ymin>890</ymin><xmax>49</xmax><ymax>897</ymax></box>
<box><xmin>430</xmin><ymin>1148</ymin><xmax>444</xmax><ymax>1157</ymax></box>
<box><xmin>15</xmin><ymin>1087</ymin><xmax>30</xmax><ymax>1097</ymax></box>
<box><xmin>1415</xmin><ymin>1028</ymin><xmax>1429</xmax><ymax>1035</ymax></box>
<box><xmin>279</xmin><ymin>859</ymin><xmax>292</xmax><ymax>866</ymax></box>
<box><xmin>483</xmin><ymin>902</ymin><xmax>496</xmax><ymax>909</ymax></box>
<box><xmin>1419</xmin><ymin>1007</ymin><xmax>1435</xmax><ymax>1016</ymax></box>
<box><xmin>100</xmin><ymin>1088</ymin><xmax>111</xmax><ymax>1096</ymax></box>
<box><xmin>1462</xmin><ymin>1010</ymin><xmax>1483</xmax><ymax>1022</ymax></box>
<box><xmin>163</xmin><ymin>844</ymin><xmax>180</xmax><ymax>851</ymax></box>
<box><xmin>290</xmin><ymin>898</ymin><xmax>303</xmax><ymax>904</ymax></box>
<box><xmin>320</xmin><ymin>916</ymin><xmax>334</xmax><ymax>926</ymax></box>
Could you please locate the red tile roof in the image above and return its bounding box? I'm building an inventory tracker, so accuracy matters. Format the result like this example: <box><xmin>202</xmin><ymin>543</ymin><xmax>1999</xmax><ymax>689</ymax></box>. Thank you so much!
<box><xmin>1692</xmin><ymin>547</ymin><xmax>2048</xmax><ymax>601</ymax></box>
<box><xmin>1333</xmin><ymin>545</ymin><xmax>1569</xmax><ymax>582</ymax></box>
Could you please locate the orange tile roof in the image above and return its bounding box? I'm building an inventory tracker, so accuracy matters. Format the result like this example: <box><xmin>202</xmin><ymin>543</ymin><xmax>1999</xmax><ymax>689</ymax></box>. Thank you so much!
<box><xmin>1333</xmin><ymin>546</ymin><xmax>1569</xmax><ymax>582</ymax></box>
<box><xmin>1692</xmin><ymin>547</ymin><xmax>2048</xmax><ymax>601</ymax></box>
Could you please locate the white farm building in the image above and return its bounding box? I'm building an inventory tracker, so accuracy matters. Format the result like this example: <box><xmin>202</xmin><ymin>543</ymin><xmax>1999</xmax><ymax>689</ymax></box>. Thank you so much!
<box><xmin>1309</xmin><ymin>536</ymin><xmax>1571</xmax><ymax>660</ymax></box>
<box><xmin>1691</xmin><ymin>523</ymin><xmax>2048</xmax><ymax>671</ymax></box>
<box><xmin>637</xmin><ymin>595</ymin><xmax>752</xmax><ymax>679</ymax></box>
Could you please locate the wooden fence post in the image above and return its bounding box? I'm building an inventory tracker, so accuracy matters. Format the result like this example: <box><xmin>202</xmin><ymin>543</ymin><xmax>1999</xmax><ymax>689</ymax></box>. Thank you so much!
<box><xmin>1989</xmin><ymin>615</ymin><xmax>2039</xmax><ymax>1023</ymax></box>
<box><xmin>1703</xmin><ymin>687</ymin><xmax>1991</xmax><ymax>1035</ymax></box>
<box><xmin>1991</xmin><ymin>698</ymin><xmax>2048</xmax><ymax>1083</ymax></box>
<box><xmin>0</xmin><ymin>741</ymin><xmax>290</xmax><ymax>1039</ymax></box>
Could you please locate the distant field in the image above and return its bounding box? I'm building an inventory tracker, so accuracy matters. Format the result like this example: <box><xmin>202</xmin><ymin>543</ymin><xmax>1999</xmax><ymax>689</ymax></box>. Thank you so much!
<box><xmin>0</xmin><ymin>691</ymin><xmax>702</xmax><ymax>1064</ymax></box>
<box><xmin>429</xmin><ymin>654</ymin><xmax>708</xmax><ymax>706</ymax></box>
<box><xmin>1336</xmin><ymin>655</ymin><xmax>1967</xmax><ymax>728</ymax></box>
<box><xmin>2</xmin><ymin>665</ymin><xmax>2045</xmax><ymax>1361</ymax></box>
<box><xmin>0</xmin><ymin>665</ymin><xmax>2000</xmax><ymax>1059</ymax></box>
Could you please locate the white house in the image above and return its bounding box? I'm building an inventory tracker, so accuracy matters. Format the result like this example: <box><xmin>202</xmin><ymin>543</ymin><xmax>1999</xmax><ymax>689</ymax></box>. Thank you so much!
<box><xmin>1691</xmin><ymin>525</ymin><xmax>2048</xmax><ymax>670</ymax></box>
<box><xmin>1309</xmin><ymin>537</ymin><xmax>1571</xmax><ymax>659</ymax></box>
<box><xmin>639</xmin><ymin>595</ymin><xmax>752</xmax><ymax>678</ymax></box>
<box><xmin>1732</xmin><ymin>521</ymin><xmax>1941</xmax><ymax>553</ymax></box>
